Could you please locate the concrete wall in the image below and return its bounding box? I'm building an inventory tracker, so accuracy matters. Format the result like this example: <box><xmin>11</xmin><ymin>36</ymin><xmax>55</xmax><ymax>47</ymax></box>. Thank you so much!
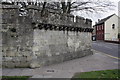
<box><xmin>105</xmin><ymin>15</ymin><xmax>119</xmax><ymax>41</ymax></box>
<box><xmin>1</xmin><ymin>4</ymin><xmax>93</xmax><ymax>68</ymax></box>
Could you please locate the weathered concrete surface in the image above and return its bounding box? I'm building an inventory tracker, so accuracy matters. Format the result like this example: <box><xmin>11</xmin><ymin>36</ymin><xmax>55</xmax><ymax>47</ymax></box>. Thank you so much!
<box><xmin>2</xmin><ymin>51</ymin><xmax>119</xmax><ymax>78</ymax></box>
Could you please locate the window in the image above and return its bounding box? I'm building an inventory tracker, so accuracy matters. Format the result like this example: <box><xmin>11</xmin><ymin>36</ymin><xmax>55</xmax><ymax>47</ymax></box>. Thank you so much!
<box><xmin>112</xmin><ymin>24</ymin><xmax>115</xmax><ymax>29</ymax></box>
<box><xmin>100</xmin><ymin>26</ymin><xmax>101</xmax><ymax>30</ymax></box>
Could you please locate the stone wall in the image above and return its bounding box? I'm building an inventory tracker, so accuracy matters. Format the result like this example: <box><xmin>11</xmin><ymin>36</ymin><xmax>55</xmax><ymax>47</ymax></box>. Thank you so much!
<box><xmin>31</xmin><ymin>29</ymin><xmax>92</xmax><ymax>68</ymax></box>
<box><xmin>2</xmin><ymin>5</ymin><xmax>34</xmax><ymax>68</ymax></box>
<box><xmin>1</xmin><ymin>4</ymin><xmax>93</xmax><ymax>68</ymax></box>
<box><xmin>0</xmin><ymin>3</ymin><xmax>2</xmax><ymax>73</ymax></box>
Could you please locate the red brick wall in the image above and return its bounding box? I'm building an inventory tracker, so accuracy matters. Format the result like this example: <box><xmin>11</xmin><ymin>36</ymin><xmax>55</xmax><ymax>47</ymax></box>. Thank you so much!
<box><xmin>96</xmin><ymin>24</ymin><xmax>104</xmax><ymax>40</ymax></box>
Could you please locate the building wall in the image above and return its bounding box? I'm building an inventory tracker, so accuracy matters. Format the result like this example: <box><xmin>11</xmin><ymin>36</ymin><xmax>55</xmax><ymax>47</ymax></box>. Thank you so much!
<box><xmin>96</xmin><ymin>24</ymin><xmax>104</xmax><ymax>40</ymax></box>
<box><xmin>118</xmin><ymin>17</ymin><xmax>120</xmax><ymax>42</ymax></box>
<box><xmin>118</xmin><ymin>1</ymin><xmax>120</xmax><ymax>17</ymax></box>
<box><xmin>92</xmin><ymin>26</ymin><xmax>96</xmax><ymax>36</ymax></box>
<box><xmin>118</xmin><ymin>1</ymin><xmax>120</xmax><ymax>42</ymax></box>
<box><xmin>105</xmin><ymin>15</ymin><xmax>119</xmax><ymax>41</ymax></box>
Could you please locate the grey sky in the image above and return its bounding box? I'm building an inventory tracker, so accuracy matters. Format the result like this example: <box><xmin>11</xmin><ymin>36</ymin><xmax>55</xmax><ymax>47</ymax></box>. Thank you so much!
<box><xmin>77</xmin><ymin>0</ymin><xmax>119</xmax><ymax>25</ymax></box>
<box><xmin>91</xmin><ymin>0</ymin><xmax>119</xmax><ymax>25</ymax></box>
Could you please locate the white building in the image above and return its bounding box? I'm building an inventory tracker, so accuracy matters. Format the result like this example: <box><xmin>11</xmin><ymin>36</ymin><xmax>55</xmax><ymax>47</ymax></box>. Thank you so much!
<box><xmin>105</xmin><ymin>14</ymin><xmax>119</xmax><ymax>41</ymax></box>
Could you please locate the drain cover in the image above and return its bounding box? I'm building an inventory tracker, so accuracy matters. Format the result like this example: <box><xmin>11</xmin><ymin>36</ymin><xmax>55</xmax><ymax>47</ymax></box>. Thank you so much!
<box><xmin>46</xmin><ymin>69</ymin><xmax>55</xmax><ymax>73</ymax></box>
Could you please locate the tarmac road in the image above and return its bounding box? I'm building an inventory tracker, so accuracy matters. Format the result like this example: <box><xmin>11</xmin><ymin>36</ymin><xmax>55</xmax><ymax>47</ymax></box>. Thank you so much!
<box><xmin>92</xmin><ymin>41</ymin><xmax>120</xmax><ymax>59</ymax></box>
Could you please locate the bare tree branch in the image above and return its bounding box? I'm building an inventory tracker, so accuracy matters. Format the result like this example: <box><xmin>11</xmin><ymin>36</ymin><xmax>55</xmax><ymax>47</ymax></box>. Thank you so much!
<box><xmin>2</xmin><ymin>0</ymin><xmax>115</xmax><ymax>15</ymax></box>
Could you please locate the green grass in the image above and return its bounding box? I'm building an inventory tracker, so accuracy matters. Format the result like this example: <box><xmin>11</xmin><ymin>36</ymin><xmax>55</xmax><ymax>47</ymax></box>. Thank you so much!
<box><xmin>1</xmin><ymin>76</ymin><xmax>30</xmax><ymax>80</ymax></box>
<box><xmin>72</xmin><ymin>69</ymin><xmax>120</xmax><ymax>79</ymax></box>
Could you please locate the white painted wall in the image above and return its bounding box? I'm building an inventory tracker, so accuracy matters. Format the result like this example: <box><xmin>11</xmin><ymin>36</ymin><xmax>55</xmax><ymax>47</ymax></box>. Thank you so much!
<box><xmin>119</xmin><ymin>17</ymin><xmax>120</xmax><ymax>34</ymax></box>
<box><xmin>104</xmin><ymin>14</ymin><xmax>119</xmax><ymax>41</ymax></box>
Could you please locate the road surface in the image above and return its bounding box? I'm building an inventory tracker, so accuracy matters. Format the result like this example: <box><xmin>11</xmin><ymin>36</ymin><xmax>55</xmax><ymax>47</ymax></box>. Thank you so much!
<box><xmin>92</xmin><ymin>41</ymin><xmax>120</xmax><ymax>58</ymax></box>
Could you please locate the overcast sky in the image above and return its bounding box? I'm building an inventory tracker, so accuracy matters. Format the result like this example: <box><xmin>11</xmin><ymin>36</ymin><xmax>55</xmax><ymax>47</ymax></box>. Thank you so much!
<box><xmin>74</xmin><ymin>0</ymin><xmax>119</xmax><ymax>25</ymax></box>
<box><xmin>89</xmin><ymin>0</ymin><xmax>119</xmax><ymax>25</ymax></box>
<box><xmin>101</xmin><ymin>0</ymin><xmax>119</xmax><ymax>18</ymax></box>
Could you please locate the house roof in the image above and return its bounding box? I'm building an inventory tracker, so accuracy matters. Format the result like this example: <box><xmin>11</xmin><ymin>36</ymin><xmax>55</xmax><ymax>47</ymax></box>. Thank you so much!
<box><xmin>95</xmin><ymin>14</ymin><xmax>115</xmax><ymax>26</ymax></box>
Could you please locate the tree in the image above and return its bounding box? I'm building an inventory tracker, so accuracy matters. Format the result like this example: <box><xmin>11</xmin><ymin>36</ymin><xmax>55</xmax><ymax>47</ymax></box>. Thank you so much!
<box><xmin>59</xmin><ymin>0</ymin><xmax>115</xmax><ymax>14</ymax></box>
<box><xmin>41</xmin><ymin>1</ymin><xmax>47</xmax><ymax>16</ymax></box>
<box><xmin>1</xmin><ymin>0</ymin><xmax>115</xmax><ymax>15</ymax></box>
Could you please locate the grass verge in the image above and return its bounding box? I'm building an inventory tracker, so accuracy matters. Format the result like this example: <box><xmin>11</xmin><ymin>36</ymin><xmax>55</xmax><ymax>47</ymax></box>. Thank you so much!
<box><xmin>1</xmin><ymin>76</ymin><xmax>30</xmax><ymax>80</ymax></box>
<box><xmin>72</xmin><ymin>69</ymin><xmax>120</xmax><ymax>79</ymax></box>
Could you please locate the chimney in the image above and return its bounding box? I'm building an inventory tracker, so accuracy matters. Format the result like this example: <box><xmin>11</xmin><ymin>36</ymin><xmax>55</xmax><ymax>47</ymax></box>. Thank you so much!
<box><xmin>95</xmin><ymin>22</ymin><xmax>97</xmax><ymax>24</ymax></box>
<box><xmin>98</xmin><ymin>19</ymin><xmax>100</xmax><ymax>22</ymax></box>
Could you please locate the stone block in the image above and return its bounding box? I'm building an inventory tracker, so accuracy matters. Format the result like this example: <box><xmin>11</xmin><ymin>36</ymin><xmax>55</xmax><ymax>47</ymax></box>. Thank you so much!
<box><xmin>4</xmin><ymin>57</ymin><xmax>13</xmax><ymax>61</ymax></box>
<box><xmin>22</xmin><ymin>52</ymin><xmax>33</xmax><ymax>57</ymax></box>
<box><xmin>15</xmin><ymin>53</ymin><xmax>23</xmax><ymax>57</ymax></box>
<box><xmin>12</xmin><ymin>57</ymin><xmax>20</xmax><ymax>62</ymax></box>
<box><xmin>4</xmin><ymin>61</ymin><xmax>15</xmax><ymax>68</ymax></box>
<box><xmin>14</xmin><ymin>61</ymin><xmax>20</xmax><ymax>68</ymax></box>
<box><xmin>19</xmin><ymin>57</ymin><xmax>27</xmax><ymax>62</ymax></box>
<box><xmin>26</xmin><ymin>56</ymin><xmax>32</xmax><ymax>61</ymax></box>
<box><xmin>18</xmin><ymin>61</ymin><xmax>30</xmax><ymax>68</ymax></box>
<box><xmin>2</xmin><ymin>62</ymin><xmax>7</xmax><ymax>68</ymax></box>
<box><xmin>6</xmin><ymin>52</ymin><xmax>15</xmax><ymax>57</ymax></box>
<box><xmin>30</xmin><ymin>61</ymin><xmax>41</xmax><ymax>68</ymax></box>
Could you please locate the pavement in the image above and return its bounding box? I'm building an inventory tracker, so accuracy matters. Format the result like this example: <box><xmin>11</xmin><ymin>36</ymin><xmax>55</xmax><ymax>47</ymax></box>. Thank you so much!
<box><xmin>2</xmin><ymin>50</ymin><xmax>119</xmax><ymax>78</ymax></box>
